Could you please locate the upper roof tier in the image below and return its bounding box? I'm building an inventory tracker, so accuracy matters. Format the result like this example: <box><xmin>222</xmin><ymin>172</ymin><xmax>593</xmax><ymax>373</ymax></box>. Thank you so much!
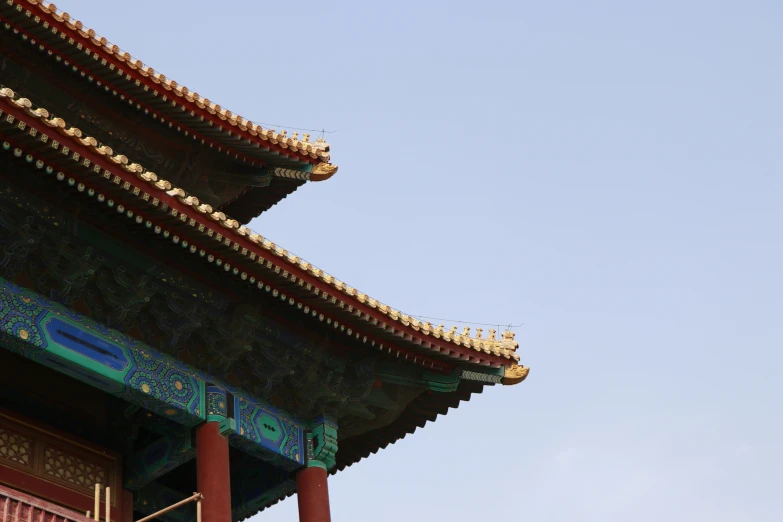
<box><xmin>1</xmin><ymin>0</ymin><xmax>338</xmax><ymax>222</ymax></box>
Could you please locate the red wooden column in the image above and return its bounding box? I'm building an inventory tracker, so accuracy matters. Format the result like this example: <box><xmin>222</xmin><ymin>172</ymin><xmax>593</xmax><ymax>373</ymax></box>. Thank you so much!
<box><xmin>296</xmin><ymin>466</ymin><xmax>331</xmax><ymax>522</ymax></box>
<box><xmin>122</xmin><ymin>489</ymin><xmax>134</xmax><ymax>522</ymax></box>
<box><xmin>196</xmin><ymin>422</ymin><xmax>232</xmax><ymax>522</ymax></box>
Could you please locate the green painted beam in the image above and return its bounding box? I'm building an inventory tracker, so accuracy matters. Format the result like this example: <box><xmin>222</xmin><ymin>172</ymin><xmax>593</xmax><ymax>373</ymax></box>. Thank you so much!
<box><xmin>0</xmin><ymin>277</ymin><xmax>305</xmax><ymax>469</ymax></box>
<box><xmin>305</xmin><ymin>415</ymin><xmax>338</xmax><ymax>470</ymax></box>
<box><xmin>0</xmin><ymin>277</ymin><xmax>205</xmax><ymax>426</ymax></box>
<box><xmin>376</xmin><ymin>361</ymin><xmax>462</xmax><ymax>392</ymax></box>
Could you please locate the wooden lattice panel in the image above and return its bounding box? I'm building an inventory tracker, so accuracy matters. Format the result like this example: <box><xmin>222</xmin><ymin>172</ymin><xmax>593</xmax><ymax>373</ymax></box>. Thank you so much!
<box><xmin>42</xmin><ymin>446</ymin><xmax>109</xmax><ymax>494</ymax></box>
<box><xmin>0</xmin><ymin>411</ymin><xmax>121</xmax><ymax>519</ymax></box>
<box><xmin>0</xmin><ymin>427</ymin><xmax>32</xmax><ymax>469</ymax></box>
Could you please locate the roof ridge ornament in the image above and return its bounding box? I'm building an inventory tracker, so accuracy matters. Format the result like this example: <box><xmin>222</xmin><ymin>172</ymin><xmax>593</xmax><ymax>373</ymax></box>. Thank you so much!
<box><xmin>502</xmin><ymin>365</ymin><xmax>530</xmax><ymax>385</ymax></box>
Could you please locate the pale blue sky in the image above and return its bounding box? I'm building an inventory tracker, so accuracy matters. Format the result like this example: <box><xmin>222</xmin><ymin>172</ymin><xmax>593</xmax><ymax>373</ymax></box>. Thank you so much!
<box><xmin>74</xmin><ymin>1</ymin><xmax>780</xmax><ymax>520</ymax></box>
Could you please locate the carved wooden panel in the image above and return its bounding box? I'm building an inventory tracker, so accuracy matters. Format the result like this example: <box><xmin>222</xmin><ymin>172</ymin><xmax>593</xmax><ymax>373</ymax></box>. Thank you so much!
<box><xmin>0</xmin><ymin>426</ymin><xmax>33</xmax><ymax>469</ymax></box>
<box><xmin>0</xmin><ymin>411</ymin><xmax>121</xmax><ymax>517</ymax></box>
<box><xmin>42</xmin><ymin>445</ymin><xmax>109</xmax><ymax>494</ymax></box>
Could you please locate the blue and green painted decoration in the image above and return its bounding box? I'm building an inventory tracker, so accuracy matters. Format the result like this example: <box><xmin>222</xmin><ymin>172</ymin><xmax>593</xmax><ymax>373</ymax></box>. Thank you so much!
<box><xmin>0</xmin><ymin>280</ymin><xmax>204</xmax><ymax>426</ymax></box>
<box><xmin>306</xmin><ymin>415</ymin><xmax>338</xmax><ymax>470</ymax></box>
<box><xmin>0</xmin><ymin>276</ymin><xmax>306</xmax><ymax>469</ymax></box>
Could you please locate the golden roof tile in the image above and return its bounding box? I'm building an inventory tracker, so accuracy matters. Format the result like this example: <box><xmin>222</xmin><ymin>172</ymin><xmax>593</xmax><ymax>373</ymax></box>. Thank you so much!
<box><xmin>0</xmin><ymin>85</ymin><xmax>528</xmax><ymax>381</ymax></box>
<box><xmin>7</xmin><ymin>0</ymin><xmax>336</xmax><ymax>172</ymax></box>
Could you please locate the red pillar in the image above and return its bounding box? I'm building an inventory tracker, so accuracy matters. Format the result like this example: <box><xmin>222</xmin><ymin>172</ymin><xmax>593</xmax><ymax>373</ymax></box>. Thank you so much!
<box><xmin>296</xmin><ymin>466</ymin><xmax>331</xmax><ymax>522</ymax></box>
<box><xmin>121</xmin><ymin>489</ymin><xmax>134</xmax><ymax>522</ymax></box>
<box><xmin>197</xmin><ymin>422</ymin><xmax>232</xmax><ymax>522</ymax></box>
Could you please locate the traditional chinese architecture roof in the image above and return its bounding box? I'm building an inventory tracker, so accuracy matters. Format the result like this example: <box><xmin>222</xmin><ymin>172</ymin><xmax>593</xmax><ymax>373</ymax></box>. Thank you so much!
<box><xmin>1</xmin><ymin>0</ymin><xmax>338</xmax><ymax>222</ymax></box>
<box><xmin>0</xmin><ymin>86</ymin><xmax>529</xmax><ymax>381</ymax></box>
<box><xmin>0</xmin><ymin>4</ymin><xmax>530</xmax><ymax>517</ymax></box>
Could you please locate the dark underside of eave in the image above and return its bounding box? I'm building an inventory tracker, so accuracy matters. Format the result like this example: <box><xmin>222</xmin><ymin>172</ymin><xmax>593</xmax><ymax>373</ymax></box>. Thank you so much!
<box><xmin>333</xmin><ymin>380</ymin><xmax>486</xmax><ymax>472</ymax></box>
<box><xmin>219</xmin><ymin>178</ymin><xmax>305</xmax><ymax>224</ymax></box>
<box><xmin>238</xmin><ymin>380</ymin><xmax>487</xmax><ymax>520</ymax></box>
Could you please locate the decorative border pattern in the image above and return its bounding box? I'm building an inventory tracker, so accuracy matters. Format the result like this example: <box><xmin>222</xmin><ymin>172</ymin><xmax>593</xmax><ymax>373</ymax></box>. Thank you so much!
<box><xmin>230</xmin><ymin>394</ymin><xmax>304</xmax><ymax>471</ymax></box>
<box><xmin>0</xmin><ymin>279</ymin><xmax>204</xmax><ymax>426</ymax></box>
<box><xmin>461</xmin><ymin>369</ymin><xmax>503</xmax><ymax>384</ymax></box>
<box><xmin>205</xmin><ymin>386</ymin><xmax>228</xmax><ymax>423</ymax></box>
<box><xmin>306</xmin><ymin>415</ymin><xmax>338</xmax><ymax>470</ymax></box>
<box><xmin>0</xmin><ymin>276</ymin><xmax>305</xmax><ymax>468</ymax></box>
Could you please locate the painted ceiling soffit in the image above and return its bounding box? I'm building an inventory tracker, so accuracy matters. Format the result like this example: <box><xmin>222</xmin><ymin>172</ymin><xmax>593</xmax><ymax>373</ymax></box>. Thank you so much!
<box><xmin>0</xmin><ymin>87</ymin><xmax>529</xmax><ymax>383</ymax></box>
<box><xmin>1</xmin><ymin>0</ymin><xmax>338</xmax><ymax>179</ymax></box>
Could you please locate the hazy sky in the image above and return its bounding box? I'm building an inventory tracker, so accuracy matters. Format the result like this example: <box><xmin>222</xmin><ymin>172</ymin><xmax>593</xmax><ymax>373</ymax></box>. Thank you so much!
<box><xmin>72</xmin><ymin>1</ymin><xmax>780</xmax><ymax>520</ymax></box>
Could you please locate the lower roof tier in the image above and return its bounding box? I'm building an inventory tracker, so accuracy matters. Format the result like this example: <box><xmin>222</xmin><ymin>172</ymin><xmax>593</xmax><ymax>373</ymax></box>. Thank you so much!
<box><xmin>0</xmin><ymin>278</ymin><xmax>500</xmax><ymax>520</ymax></box>
<box><xmin>0</xmin><ymin>86</ymin><xmax>529</xmax><ymax>380</ymax></box>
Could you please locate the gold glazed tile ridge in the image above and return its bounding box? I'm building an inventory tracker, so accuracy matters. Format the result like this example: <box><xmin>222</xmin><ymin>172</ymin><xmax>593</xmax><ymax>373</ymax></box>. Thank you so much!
<box><xmin>0</xmin><ymin>86</ymin><xmax>520</xmax><ymax>361</ymax></box>
<box><xmin>19</xmin><ymin>0</ymin><xmax>334</xmax><ymax>164</ymax></box>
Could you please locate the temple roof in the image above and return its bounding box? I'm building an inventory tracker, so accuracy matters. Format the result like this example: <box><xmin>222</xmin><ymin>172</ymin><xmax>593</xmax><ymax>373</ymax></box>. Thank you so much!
<box><xmin>0</xmin><ymin>86</ymin><xmax>529</xmax><ymax>383</ymax></box>
<box><xmin>2</xmin><ymin>0</ymin><xmax>337</xmax><ymax>221</ymax></box>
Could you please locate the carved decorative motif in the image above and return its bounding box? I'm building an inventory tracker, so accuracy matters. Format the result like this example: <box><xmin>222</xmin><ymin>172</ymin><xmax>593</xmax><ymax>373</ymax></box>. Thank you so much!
<box><xmin>502</xmin><ymin>364</ymin><xmax>530</xmax><ymax>385</ymax></box>
<box><xmin>306</xmin><ymin>415</ymin><xmax>338</xmax><ymax>470</ymax></box>
<box><xmin>42</xmin><ymin>445</ymin><xmax>108</xmax><ymax>491</ymax></box>
<box><xmin>230</xmin><ymin>394</ymin><xmax>304</xmax><ymax>471</ymax></box>
<box><xmin>206</xmin><ymin>386</ymin><xmax>228</xmax><ymax>423</ymax></box>
<box><xmin>0</xmin><ymin>426</ymin><xmax>32</xmax><ymax>467</ymax></box>
<box><xmin>309</xmin><ymin>162</ymin><xmax>338</xmax><ymax>182</ymax></box>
